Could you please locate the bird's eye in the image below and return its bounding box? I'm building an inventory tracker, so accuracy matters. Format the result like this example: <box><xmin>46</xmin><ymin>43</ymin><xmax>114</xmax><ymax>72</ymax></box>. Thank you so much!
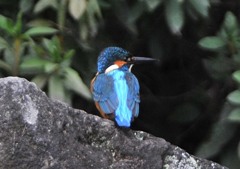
<box><xmin>126</xmin><ymin>57</ymin><xmax>132</xmax><ymax>62</ymax></box>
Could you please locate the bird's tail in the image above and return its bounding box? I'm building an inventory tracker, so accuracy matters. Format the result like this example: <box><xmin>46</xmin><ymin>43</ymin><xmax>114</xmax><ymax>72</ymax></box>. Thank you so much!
<box><xmin>115</xmin><ymin>108</ymin><xmax>132</xmax><ymax>127</ymax></box>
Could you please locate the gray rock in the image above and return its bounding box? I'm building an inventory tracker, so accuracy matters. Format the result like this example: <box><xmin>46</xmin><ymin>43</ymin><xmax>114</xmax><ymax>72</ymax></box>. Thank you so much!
<box><xmin>0</xmin><ymin>77</ymin><xmax>228</xmax><ymax>169</ymax></box>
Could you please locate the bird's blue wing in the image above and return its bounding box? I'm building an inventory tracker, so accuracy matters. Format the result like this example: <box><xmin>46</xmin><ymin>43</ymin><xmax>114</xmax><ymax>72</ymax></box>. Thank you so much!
<box><xmin>125</xmin><ymin>72</ymin><xmax>140</xmax><ymax>117</ymax></box>
<box><xmin>92</xmin><ymin>74</ymin><xmax>118</xmax><ymax>114</ymax></box>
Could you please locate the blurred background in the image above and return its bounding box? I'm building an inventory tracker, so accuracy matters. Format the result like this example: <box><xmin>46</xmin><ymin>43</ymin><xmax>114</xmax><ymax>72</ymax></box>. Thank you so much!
<box><xmin>0</xmin><ymin>0</ymin><xmax>239</xmax><ymax>168</ymax></box>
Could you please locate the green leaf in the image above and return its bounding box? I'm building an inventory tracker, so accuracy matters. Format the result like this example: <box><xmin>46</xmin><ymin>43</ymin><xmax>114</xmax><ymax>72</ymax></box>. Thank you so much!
<box><xmin>63</xmin><ymin>49</ymin><xmax>75</xmax><ymax>60</ymax></box>
<box><xmin>145</xmin><ymin>0</ymin><xmax>162</xmax><ymax>11</ymax></box>
<box><xmin>31</xmin><ymin>74</ymin><xmax>48</xmax><ymax>89</ymax></box>
<box><xmin>223</xmin><ymin>11</ymin><xmax>238</xmax><ymax>33</ymax></box>
<box><xmin>227</xmin><ymin>90</ymin><xmax>240</xmax><ymax>105</ymax></box>
<box><xmin>232</xmin><ymin>70</ymin><xmax>240</xmax><ymax>84</ymax></box>
<box><xmin>20</xmin><ymin>57</ymin><xmax>49</xmax><ymax>73</ymax></box>
<box><xmin>0</xmin><ymin>59</ymin><xmax>11</xmax><ymax>73</ymax></box>
<box><xmin>42</xmin><ymin>38</ymin><xmax>52</xmax><ymax>53</ymax></box>
<box><xmin>34</xmin><ymin>0</ymin><xmax>58</xmax><ymax>14</ymax></box>
<box><xmin>51</xmin><ymin>36</ymin><xmax>61</xmax><ymax>62</ymax></box>
<box><xmin>43</xmin><ymin>36</ymin><xmax>61</xmax><ymax>62</ymax></box>
<box><xmin>85</xmin><ymin>0</ymin><xmax>102</xmax><ymax>36</ymax></box>
<box><xmin>24</xmin><ymin>26</ymin><xmax>58</xmax><ymax>37</ymax></box>
<box><xmin>228</xmin><ymin>108</ymin><xmax>240</xmax><ymax>122</ymax></box>
<box><xmin>0</xmin><ymin>37</ymin><xmax>9</xmax><ymax>51</ymax></box>
<box><xmin>79</xmin><ymin>20</ymin><xmax>88</xmax><ymax>41</ymax></box>
<box><xmin>165</xmin><ymin>0</ymin><xmax>184</xmax><ymax>34</ymax></box>
<box><xmin>198</xmin><ymin>36</ymin><xmax>226</xmax><ymax>51</ymax></box>
<box><xmin>27</xmin><ymin>19</ymin><xmax>54</xmax><ymax>27</ymax></box>
<box><xmin>233</xmin><ymin>53</ymin><xmax>240</xmax><ymax>64</ymax></box>
<box><xmin>68</xmin><ymin>0</ymin><xmax>87</xmax><ymax>20</ymax></box>
<box><xmin>63</xmin><ymin>67</ymin><xmax>92</xmax><ymax>99</ymax></box>
<box><xmin>128</xmin><ymin>1</ymin><xmax>145</xmax><ymax>24</ymax></box>
<box><xmin>98</xmin><ymin>0</ymin><xmax>111</xmax><ymax>8</ymax></box>
<box><xmin>12</xmin><ymin>12</ymin><xmax>23</xmax><ymax>36</ymax></box>
<box><xmin>44</xmin><ymin>62</ymin><xmax>58</xmax><ymax>73</ymax></box>
<box><xmin>189</xmin><ymin>0</ymin><xmax>209</xmax><ymax>17</ymax></box>
<box><xmin>88</xmin><ymin>0</ymin><xmax>102</xmax><ymax>18</ymax></box>
<box><xmin>0</xmin><ymin>14</ymin><xmax>14</xmax><ymax>35</ymax></box>
<box><xmin>3</xmin><ymin>48</ymin><xmax>14</xmax><ymax>66</ymax></box>
<box><xmin>20</xmin><ymin>0</ymin><xmax>34</xmax><ymax>13</ymax></box>
<box><xmin>61</xmin><ymin>50</ymin><xmax>74</xmax><ymax>67</ymax></box>
<box><xmin>203</xmin><ymin>56</ymin><xmax>232</xmax><ymax>80</ymax></box>
<box><xmin>48</xmin><ymin>75</ymin><xmax>65</xmax><ymax>101</ymax></box>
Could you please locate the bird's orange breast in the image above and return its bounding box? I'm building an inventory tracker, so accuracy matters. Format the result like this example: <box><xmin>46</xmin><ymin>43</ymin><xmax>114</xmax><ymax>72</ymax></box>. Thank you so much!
<box><xmin>114</xmin><ymin>60</ymin><xmax>127</xmax><ymax>67</ymax></box>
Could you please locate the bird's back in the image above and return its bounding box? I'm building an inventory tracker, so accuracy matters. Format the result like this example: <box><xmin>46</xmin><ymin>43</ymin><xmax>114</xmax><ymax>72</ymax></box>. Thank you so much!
<box><xmin>92</xmin><ymin>69</ymin><xmax>140</xmax><ymax>127</ymax></box>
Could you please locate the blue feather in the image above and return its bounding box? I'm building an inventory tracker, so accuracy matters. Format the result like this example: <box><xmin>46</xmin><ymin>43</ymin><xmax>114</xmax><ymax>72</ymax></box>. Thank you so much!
<box><xmin>125</xmin><ymin>72</ymin><xmax>140</xmax><ymax>117</ymax></box>
<box><xmin>97</xmin><ymin>47</ymin><xmax>131</xmax><ymax>73</ymax></box>
<box><xmin>92</xmin><ymin>69</ymin><xmax>140</xmax><ymax>127</ymax></box>
<box><xmin>92</xmin><ymin>74</ymin><xmax>117</xmax><ymax>114</ymax></box>
<box><xmin>108</xmin><ymin>70</ymin><xmax>132</xmax><ymax>127</ymax></box>
<box><xmin>92</xmin><ymin>47</ymin><xmax>140</xmax><ymax>127</ymax></box>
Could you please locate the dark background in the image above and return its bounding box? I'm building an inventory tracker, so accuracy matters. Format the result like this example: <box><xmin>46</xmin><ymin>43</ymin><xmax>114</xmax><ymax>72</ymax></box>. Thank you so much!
<box><xmin>0</xmin><ymin>0</ymin><xmax>239</xmax><ymax>168</ymax></box>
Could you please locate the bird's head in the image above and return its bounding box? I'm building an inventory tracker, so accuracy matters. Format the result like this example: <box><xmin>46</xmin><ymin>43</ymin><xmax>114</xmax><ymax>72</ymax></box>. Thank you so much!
<box><xmin>97</xmin><ymin>47</ymin><xmax>157</xmax><ymax>73</ymax></box>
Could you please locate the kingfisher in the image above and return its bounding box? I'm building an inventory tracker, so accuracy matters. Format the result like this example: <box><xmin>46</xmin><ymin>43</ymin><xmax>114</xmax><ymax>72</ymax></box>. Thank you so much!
<box><xmin>91</xmin><ymin>47</ymin><xmax>157</xmax><ymax>127</ymax></box>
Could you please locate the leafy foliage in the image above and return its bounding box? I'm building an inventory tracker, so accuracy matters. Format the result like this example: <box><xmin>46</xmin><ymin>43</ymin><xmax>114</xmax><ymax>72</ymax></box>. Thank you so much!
<box><xmin>0</xmin><ymin>0</ymin><xmax>239</xmax><ymax>168</ymax></box>
<box><xmin>198</xmin><ymin>11</ymin><xmax>240</xmax><ymax>167</ymax></box>
<box><xmin>0</xmin><ymin>12</ymin><xmax>58</xmax><ymax>76</ymax></box>
<box><xmin>199</xmin><ymin>11</ymin><xmax>240</xmax><ymax>122</ymax></box>
<box><xmin>0</xmin><ymin>9</ymin><xmax>91</xmax><ymax>105</ymax></box>
<box><xmin>22</xmin><ymin>36</ymin><xmax>92</xmax><ymax>104</ymax></box>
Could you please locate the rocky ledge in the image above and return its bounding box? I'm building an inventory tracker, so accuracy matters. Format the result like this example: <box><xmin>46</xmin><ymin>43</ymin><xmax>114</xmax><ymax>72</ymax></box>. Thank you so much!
<box><xmin>0</xmin><ymin>77</ymin><xmax>228</xmax><ymax>169</ymax></box>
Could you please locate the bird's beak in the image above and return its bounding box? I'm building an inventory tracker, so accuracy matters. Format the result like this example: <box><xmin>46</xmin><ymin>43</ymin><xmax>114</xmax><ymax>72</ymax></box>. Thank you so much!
<box><xmin>128</xmin><ymin>56</ymin><xmax>159</xmax><ymax>64</ymax></box>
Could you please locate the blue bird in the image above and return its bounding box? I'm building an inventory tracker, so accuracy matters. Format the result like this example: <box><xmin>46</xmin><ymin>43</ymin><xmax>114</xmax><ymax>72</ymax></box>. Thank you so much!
<box><xmin>91</xmin><ymin>47</ymin><xmax>157</xmax><ymax>127</ymax></box>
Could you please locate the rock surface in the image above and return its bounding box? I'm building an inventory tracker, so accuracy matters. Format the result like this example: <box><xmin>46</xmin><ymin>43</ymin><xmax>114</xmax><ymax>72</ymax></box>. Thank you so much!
<box><xmin>0</xmin><ymin>77</ymin><xmax>228</xmax><ymax>169</ymax></box>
